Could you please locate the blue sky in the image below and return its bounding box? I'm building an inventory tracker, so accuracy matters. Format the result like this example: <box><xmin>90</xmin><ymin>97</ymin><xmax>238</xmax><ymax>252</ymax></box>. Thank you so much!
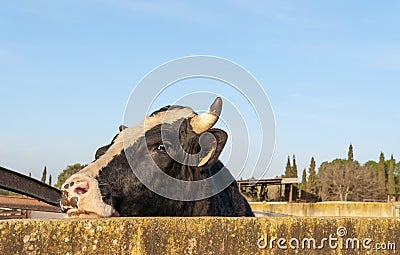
<box><xmin>1</xmin><ymin>1</ymin><xmax>399</xmax><ymax>181</ymax></box>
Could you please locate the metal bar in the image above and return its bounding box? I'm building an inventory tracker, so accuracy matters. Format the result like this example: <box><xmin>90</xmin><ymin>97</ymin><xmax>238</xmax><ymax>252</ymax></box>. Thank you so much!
<box><xmin>0</xmin><ymin>195</ymin><xmax>61</xmax><ymax>212</ymax></box>
<box><xmin>237</xmin><ymin>178</ymin><xmax>283</xmax><ymax>185</ymax></box>
<box><xmin>0</xmin><ymin>166</ymin><xmax>61</xmax><ymax>207</ymax></box>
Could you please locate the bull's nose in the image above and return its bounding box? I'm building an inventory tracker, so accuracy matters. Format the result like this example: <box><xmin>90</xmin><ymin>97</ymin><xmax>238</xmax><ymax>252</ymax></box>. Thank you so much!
<box><xmin>60</xmin><ymin>177</ymin><xmax>91</xmax><ymax>213</ymax></box>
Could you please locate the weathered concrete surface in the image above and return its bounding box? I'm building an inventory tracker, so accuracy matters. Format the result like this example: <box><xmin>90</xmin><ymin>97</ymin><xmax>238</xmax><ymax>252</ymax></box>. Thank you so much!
<box><xmin>0</xmin><ymin>217</ymin><xmax>399</xmax><ymax>255</ymax></box>
<box><xmin>251</xmin><ymin>202</ymin><xmax>399</xmax><ymax>217</ymax></box>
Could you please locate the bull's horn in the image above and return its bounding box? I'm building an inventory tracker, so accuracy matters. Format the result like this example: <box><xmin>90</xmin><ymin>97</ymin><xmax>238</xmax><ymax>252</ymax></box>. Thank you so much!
<box><xmin>190</xmin><ymin>97</ymin><xmax>222</xmax><ymax>134</ymax></box>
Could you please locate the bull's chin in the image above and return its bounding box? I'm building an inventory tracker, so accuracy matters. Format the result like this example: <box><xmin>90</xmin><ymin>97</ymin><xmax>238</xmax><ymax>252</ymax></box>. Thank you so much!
<box><xmin>66</xmin><ymin>208</ymin><xmax>120</xmax><ymax>218</ymax></box>
<box><xmin>66</xmin><ymin>209</ymin><xmax>103</xmax><ymax>218</ymax></box>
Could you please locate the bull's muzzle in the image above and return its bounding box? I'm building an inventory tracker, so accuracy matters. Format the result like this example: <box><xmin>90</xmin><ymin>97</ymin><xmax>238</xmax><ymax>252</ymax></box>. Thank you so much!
<box><xmin>60</xmin><ymin>174</ymin><xmax>91</xmax><ymax>213</ymax></box>
<box><xmin>60</xmin><ymin>173</ymin><xmax>118</xmax><ymax>218</ymax></box>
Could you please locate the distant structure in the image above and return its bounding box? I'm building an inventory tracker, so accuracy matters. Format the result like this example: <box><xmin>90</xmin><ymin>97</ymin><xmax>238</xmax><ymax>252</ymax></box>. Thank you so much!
<box><xmin>237</xmin><ymin>178</ymin><xmax>299</xmax><ymax>203</ymax></box>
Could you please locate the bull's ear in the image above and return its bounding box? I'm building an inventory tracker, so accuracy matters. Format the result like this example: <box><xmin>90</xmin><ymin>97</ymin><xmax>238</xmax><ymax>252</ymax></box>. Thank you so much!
<box><xmin>197</xmin><ymin>129</ymin><xmax>227</xmax><ymax>167</ymax></box>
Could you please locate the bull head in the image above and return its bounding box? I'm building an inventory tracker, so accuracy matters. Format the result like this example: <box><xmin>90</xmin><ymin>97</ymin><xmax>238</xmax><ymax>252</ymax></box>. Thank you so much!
<box><xmin>60</xmin><ymin>97</ymin><xmax>251</xmax><ymax>218</ymax></box>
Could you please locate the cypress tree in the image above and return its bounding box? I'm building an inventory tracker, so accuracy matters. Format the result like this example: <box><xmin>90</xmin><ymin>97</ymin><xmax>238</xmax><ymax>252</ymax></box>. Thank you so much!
<box><xmin>345</xmin><ymin>144</ymin><xmax>355</xmax><ymax>175</ymax></box>
<box><xmin>388</xmin><ymin>155</ymin><xmax>395</xmax><ymax>198</ymax></box>
<box><xmin>284</xmin><ymin>156</ymin><xmax>292</xmax><ymax>177</ymax></box>
<box><xmin>292</xmin><ymin>154</ymin><xmax>298</xmax><ymax>178</ymax></box>
<box><xmin>300</xmin><ymin>168</ymin><xmax>307</xmax><ymax>199</ymax></box>
<box><xmin>348</xmin><ymin>144</ymin><xmax>354</xmax><ymax>162</ymax></box>
<box><xmin>398</xmin><ymin>161</ymin><xmax>400</xmax><ymax>186</ymax></box>
<box><xmin>307</xmin><ymin>157</ymin><xmax>317</xmax><ymax>195</ymax></box>
<box><xmin>301</xmin><ymin>169</ymin><xmax>307</xmax><ymax>188</ymax></box>
<box><xmin>41</xmin><ymin>166</ymin><xmax>47</xmax><ymax>183</ymax></box>
<box><xmin>48</xmin><ymin>174</ymin><xmax>52</xmax><ymax>186</ymax></box>
<box><xmin>378</xmin><ymin>152</ymin><xmax>386</xmax><ymax>194</ymax></box>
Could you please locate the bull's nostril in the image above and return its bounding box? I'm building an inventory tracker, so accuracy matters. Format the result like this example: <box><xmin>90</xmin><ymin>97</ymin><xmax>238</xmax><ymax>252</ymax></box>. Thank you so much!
<box><xmin>75</xmin><ymin>187</ymin><xmax>88</xmax><ymax>195</ymax></box>
<box><xmin>70</xmin><ymin>181</ymin><xmax>75</xmax><ymax>187</ymax></box>
<box><xmin>63</xmin><ymin>183</ymin><xmax>69</xmax><ymax>189</ymax></box>
<box><xmin>70</xmin><ymin>196</ymin><xmax>79</xmax><ymax>207</ymax></box>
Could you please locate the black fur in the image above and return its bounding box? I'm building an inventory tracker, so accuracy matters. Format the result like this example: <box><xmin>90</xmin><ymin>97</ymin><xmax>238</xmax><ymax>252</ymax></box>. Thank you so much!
<box><xmin>95</xmin><ymin>119</ymin><xmax>254</xmax><ymax>216</ymax></box>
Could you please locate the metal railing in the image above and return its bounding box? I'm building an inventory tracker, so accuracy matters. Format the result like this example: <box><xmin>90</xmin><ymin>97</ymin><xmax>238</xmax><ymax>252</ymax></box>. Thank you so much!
<box><xmin>0</xmin><ymin>166</ymin><xmax>61</xmax><ymax>211</ymax></box>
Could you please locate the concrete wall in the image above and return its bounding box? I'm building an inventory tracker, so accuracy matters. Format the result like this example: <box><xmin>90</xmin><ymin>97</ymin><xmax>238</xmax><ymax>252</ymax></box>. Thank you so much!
<box><xmin>250</xmin><ymin>202</ymin><xmax>400</xmax><ymax>217</ymax></box>
<box><xmin>1</xmin><ymin>217</ymin><xmax>399</xmax><ymax>255</ymax></box>
<box><xmin>30</xmin><ymin>211</ymin><xmax>66</xmax><ymax>219</ymax></box>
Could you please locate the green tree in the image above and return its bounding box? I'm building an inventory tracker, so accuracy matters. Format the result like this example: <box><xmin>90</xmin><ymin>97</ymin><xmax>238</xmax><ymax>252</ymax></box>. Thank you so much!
<box><xmin>364</xmin><ymin>160</ymin><xmax>378</xmax><ymax>176</ymax></box>
<box><xmin>396</xmin><ymin>161</ymin><xmax>400</xmax><ymax>185</ymax></box>
<box><xmin>299</xmin><ymin>168</ymin><xmax>307</xmax><ymax>199</ymax></box>
<box><xmin>345</xmin><ymin>144</ymin><xmax>356</xmax><ymax>179</ymax></box>
<box><xmin>396</xmin><ymin>161</ymin><xmax>400</xmax><ymax>193</ymax></box>
<box><xmin>378</xmin><ymin>152</ymin><xmax>386</xmax><ymax>194</ymax></box>
<box><xmin>54</xmin><ymin>163</ymin><xmax>86</xmax><ymax>189</ymax></box>
<box><xmin>291</xmin><ymin>154</ymin><xmax>298</xmax><ymax>178</ymax></box>
<box><xmin>300</xmin><ymin>168</ymin><xmax>307</xmax><ymax>189</ymax></box>
<box><xmin>388</xmin><ymin>155</ymin><xmax>395</xmax><ymax>199</ymax></box>
<box><xmin>348</xmin><ymin>144</ymin><xmax>354</xmax><ymax>162</ymax></box>
<box><xmin>48</xmin><ymin>174</ymin><xmax>52</xmax><ymax>186</ymax></box>
<box><xmin>284</xmin><ymin>156</ymin><xmax>292</xmax><ymax>177</ymax></box>
<box><xmin>41</xmin><ymin>166</ymin><xmax>47</xmax><ymax>183</ymax></box>
<box><xmin>307</xmin><ymin>157</ymin><xmax>318</xmax><ymax>196</ymax></box>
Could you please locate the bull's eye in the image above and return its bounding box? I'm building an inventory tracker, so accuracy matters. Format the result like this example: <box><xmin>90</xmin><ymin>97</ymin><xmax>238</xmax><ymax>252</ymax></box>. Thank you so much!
<box><xmin>157</xmin><ymin>144</ymin><xmax>166</xmax><ymax>152</ymax></box>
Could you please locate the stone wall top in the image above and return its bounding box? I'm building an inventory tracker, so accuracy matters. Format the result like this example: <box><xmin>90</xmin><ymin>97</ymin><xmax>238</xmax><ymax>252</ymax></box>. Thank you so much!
<box><xmin>1</xmin><ymin>217</ymin><xmax>399</xmax><ymax>254</ymax></box>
